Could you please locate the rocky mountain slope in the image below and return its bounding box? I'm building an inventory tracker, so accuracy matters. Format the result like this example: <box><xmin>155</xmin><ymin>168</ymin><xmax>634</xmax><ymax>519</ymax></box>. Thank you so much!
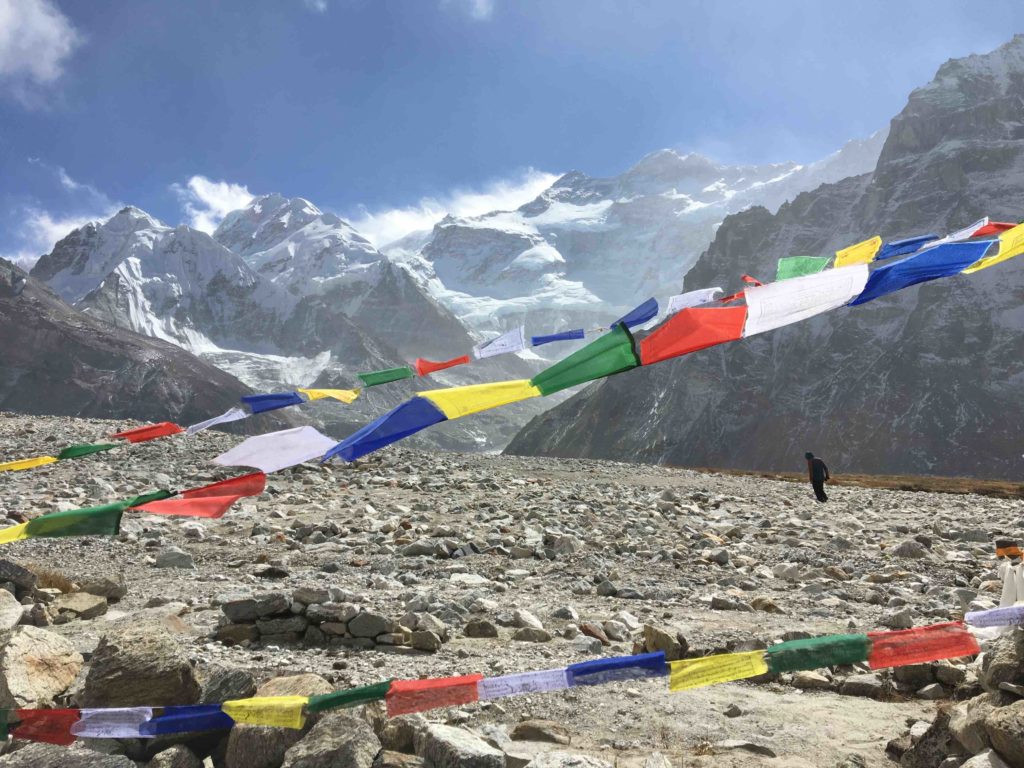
<box><xmin>508</xmin><ymin>35</ymin><xmax>1024</xmax><ymax>480</ymax></box>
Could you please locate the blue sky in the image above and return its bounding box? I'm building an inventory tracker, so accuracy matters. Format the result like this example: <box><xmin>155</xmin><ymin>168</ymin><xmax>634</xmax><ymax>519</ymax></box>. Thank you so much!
<box><xmin>1</xmin><ymin>0</ymin><xmax>1021</xmax><ymax>263</ymax></box>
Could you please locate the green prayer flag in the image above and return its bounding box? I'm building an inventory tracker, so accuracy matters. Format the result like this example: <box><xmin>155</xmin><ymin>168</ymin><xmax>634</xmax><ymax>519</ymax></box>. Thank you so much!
<box><xmin>530</xmin><ymin>325</ymin><xmax>639</xmax><ymax>396</ymax></box>
<box><xmin>307</xmin><ymin>680</ymin><xmax>393</xmax><ymax>713</ymax></box>
<box><xmin>123</xmin><ymin>490</ymin><xmax>175</xmax><ymax>507</ymax></box>
<box><xmin>0</xmin><ymin>708</ymin><xmax>8</xmax><ymax>740</ymax></box>
<box><xmin>358</xmin><ymin>367</ymin><xmax>415</xmax><ymax>388</ymax></box>
<box><xmin>56</xmin><ymin>443</ymin><xmax>119</xmax><ymax>460</ymax></box>
<box><xmin>25</xmin><ymin>501</ymin><xmax>129</xmax><ymax>540</ymax></box>
<box><xmin>767</xmin><ymin>634</ymin><xmax>870</xmax><ymax>674</ymax></box>
<box><xmin>775</xmin><ymin>255</ymin><xmax>831</xmax><ymax>281</ymax></box>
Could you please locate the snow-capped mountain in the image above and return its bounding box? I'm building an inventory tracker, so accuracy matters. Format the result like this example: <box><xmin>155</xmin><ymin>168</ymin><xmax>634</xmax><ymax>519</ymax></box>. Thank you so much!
<box><xmin>388</xmin><ymin>131</ymin><xmax>887</xmax><ymax>339</ymax></box>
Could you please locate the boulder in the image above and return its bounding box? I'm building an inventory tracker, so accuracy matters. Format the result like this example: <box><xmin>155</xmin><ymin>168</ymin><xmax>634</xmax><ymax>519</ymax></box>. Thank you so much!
<box><xmin>200</xmin><ymin>664</ymin><xmax>257</xmax><ymax>703</ymax></box>
<box><xmin>414</xmin><ymin>723</ymin><xmax>505</xmax><ymax>768</ymax></box>
<box><xmin>523</xmin><ymin>753</ymin><xmax>613</xmax><ymax>767</ymax></box>
<box><xmin>0</xmin><ymin>589</ymin><xmax>23</xmax><ymax>631</ymax></box>
<box><xmin>950</xmin><ymin>693</ymin><xmax>1003</xmax><ymax>754</ymax></box>
<box><xmin>144</xmin><ymin>745</ymin><xmax>204</xmax><ymax>768</ymax></box>
<box><xmin>898</xmin><ymin>711</ymin><xmax>954</xmax><ymax>768</ymax></box>
<box><xmin>839</xmin><ymin>673</ymin><xmax>886</xmax><ymax>699</ymax></box>
<box><xmin>0</xmin><ymin>559</ymin><xmax>37</xmax><ymax>594</ymax></box>
<box><xmin>379</xmin><ymin>713</ymin><xmax>427</xmax><ymax>752</ymax></box>
<box><xmin>375</xmin><ymin>752</ymin><xmax>426</xmax><ymax>767</ymax></box>
<box><xmin>81</xmin><ymin>622</ymin><xmax>201</xmax><ymax>707</ymax></box>
<box><xmin>982</xmin><ymin>630</ymin><xmax>1024</xmax><ymax>691</ymax></box>
<box><xmin>511</xmin><ymin>720</ymin><xmax>570</xmax><ymax>745</ymax></box>
<box><xmin>641</xmin><ymin>624</ymin><xmax>687</xmax><ymax>661</ymax></box>
<box><xmin>0</xmin><ymin>743</ymin><xmax>135</xmax><ymax>767</ymax></box>
<box><xmin>52</xmin><ymin>592</ymin><xmax>108</xmax><ymax>622</ymax></box>
<box><xmin>80</xmin><ymin>575</ymin><xmax>128</xmax><ymax>601</ymax></box>
<box><xmin>0</xmin><ymin>626</ymin><xmax>83</xmax><ymax>708</ymax></box>
<box><xmin>985</xmin><ymin>700</ymin><xmax>1024</xmax><ymax>768</ymax></box>
<box><xmin>154</xmin><ymin>548</ymin><xmax>195</xmax><ymax>569</ymax></box>
<box><xmin>282</xmin><ymin>713</ymin><xmax>381</xmax><ymax>767</ymax></box>
<box><xmin>962</xmin><ymin>750</ymin><xmax>1012</xmax><ymax>768</ymax></box>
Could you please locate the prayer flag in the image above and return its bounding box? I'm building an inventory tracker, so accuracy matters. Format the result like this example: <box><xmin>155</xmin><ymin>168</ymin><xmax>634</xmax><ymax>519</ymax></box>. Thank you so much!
<box><xmin>766</xmin><ymin>634</ymin><xmax>870</xmax><ymax>674</ymax></box>
<box><xmin>415</xmin><ymin>355</ymin><xmax>471</xmax><ymax>376</ymax></box>
<box><xmin>974</xmin><ymin>221</ymin><xmax>1017</xmax><ymax>236</ymax></box>
<box><xmin>222</xmin><ymin>696</ymin><xmax>308</xmax><ymax>729</ymax></box>
<box><xmin>418</xmin><ymin>380</ymin><xmax>541</xmax><ymax>420</ymax></box>
<box><xmin>122</xmin><ymin>490</ymin><xmax>174</xmax><ymax>507</ymax></box>
<box><xmin>834</xmin><ymin>236</ymin><xmax>882</xmax><ymax>267</ymax></box>
<box><xmin>181</xmin><ymin>472</ymin><xmax>266</xmax><ymax>499</ymax></box>
<box><xmin>924</xmin><ymin>217</ymin><xmax>990</xmax><ymax>249</ymax></box>
<box><xmin>962</xmin><ymin>221</ymin><xmax>1024</xmax><ymax>274</ymax></box>
<box><xmin>567</xmin><ymin>652</ymin><xmax>667</xmax><ymax>686</ymax></box>
<box><xmin>131</xmin><ymin>496</ymin><xmax>244</xmax><ymax>519</ymax></box>
<box><xmin>875</xmin><ymin>234</ymin><xmax>939</xmax><ymax>261</ymax></box>
<box><xmin>12</xmin><ymin>709</ymin><xmax>80</xmax><ymax>745</ymax></box>
<box><xmin>213</xmin><ymin>426</ymin><xmax>337</xmax><ymax>474</ymax></box>
<box><xmin>639</xmin><ymin>306</ymin><xmax>747</xmax><ymax>366</ymax></box>
<box><xmin>477</xmin><ymin>669</ymin><xmax>569</xmax><ymax>700</ymax></box>
<box><xmin>296</xmin><ymin>388</ymin><xmax>360</xmax><ymax>404</ymax></box>
<box><xmin>531</xmin><ymin>329</ymin><xmax>585</xmax><ymax>346</ymax></box>
<box><xmin>743</xmin><ymin>265</ymin><xmax>869</xmax><ymax>337</ymax></box>
<box><xmin>668</xmin><ymin>652</ymin><xmax>768</xmax><ymax>691</ymax></box>
<box><xmin>357</xmin><ymin>367</ymin><xmax>415</xmax><ymax>387</ymax></box>
<box><xmin>867</xmin><ymin>622</ymin><xmax>979</xmax><ymax>669</ymax></box>
<box><xmin>995</xmin><ymin>538</ymin><xmax>1023</xmax><ymax>559</ymax></box>
<box><xmin>241</xmin><ymin>392</ymin><xmax>306</xmax><ymax>414</ymax></box>
<box><xmin>613</xmin><ymin>298</ymin><xmax>658</xmax><ymax>329</ymax></box>
<box><xmin>111</xmin><ymin>422</ymin><xmax>183</xmax><ymax>443</ymax></box>
<box><xmin>186</xmin><ymin>407</ymin><xmax>249</xmax><ymax>436</ymax></box>
<box><xmin>0</xmin><ymin>456</ymin><xmax>58</xmax><ymax>473</ymax></box>
<box><xmin>530</xmin><ymin>325</ymin><xmax>639</xmax><ymax>396</ymax></box>
<box><xmin>71</xmin><ymin>707</ymin><xmax>153</xmax><ymax>738</ymax></box>
<box><xmin>138</xmin><ymin>705</ymin><xmax>234</xmax><ymax>736</ymax></box>
<box><xmin>0</xmin><ymin>502</ymin><xmax>130</xmax><ymax>545</ymax></box>
<box><xmin>775</xmin><ymin>256</ymin><xmax>830</xmax><ymax>281</ymax></box>
<box><xmin>322</xmin><ymin>398</ymin><xmax>447</xmax><ymax>463</ymax></box>
<box><xmin>965</xmin><ymin>605</ymin><xmax>1024</xmax><ymax>629</ymax></box>
<box><xmin>56</xmin><ymin>443</ymin><xmax>118</xmax><ymax>461</ymax></box>
<box><xmin>307</xmin><ymin>680</ymin><xmax>393</xmax><ymax>714</ymax></box>
<box><xmin>849</xmin><ymin>240</ymin><xmax>993</xmax><ymax>305</ymax></box>
<box><xmin>666</xmin><ymin>287</ymin><xmax>723</xmax><ymax>314</ymax></box>
<box><xmin>474</xmin><ymin>327</ymin><xmax>526</xmax><ymax>359</ymax></box>
<box><xmin>385</xmin><ymin>674</ymin><xmax>483</xmax><ymax>717</ymax></box>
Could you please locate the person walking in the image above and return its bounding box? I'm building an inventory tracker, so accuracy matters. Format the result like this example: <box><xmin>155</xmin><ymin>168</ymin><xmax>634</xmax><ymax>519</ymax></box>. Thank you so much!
<box><xmin>805</xmin><ymin>451</ymin><xmax>830</xmax><ymax>502</ymax></box>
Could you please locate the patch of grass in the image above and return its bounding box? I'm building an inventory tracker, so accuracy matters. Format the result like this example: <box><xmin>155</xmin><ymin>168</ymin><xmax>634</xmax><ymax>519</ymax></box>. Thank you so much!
<box><xmin>24</xmin><ymin>563</ymin><xmax>76</xmax><ymax>593</ymax></box>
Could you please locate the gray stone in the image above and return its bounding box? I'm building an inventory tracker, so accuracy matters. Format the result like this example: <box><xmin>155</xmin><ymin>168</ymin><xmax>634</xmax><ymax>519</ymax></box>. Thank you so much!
<box><xmin>349</xmin><ymin>611</ymin><xmax>394</xmax><ymax>638</ymax></box>
<box><xmin>155</xmin><ymin>547</ymin><xmax>195</xmax><ymax>569</ymax></box>
<box><xmin>200</xmin><ymin>664</ymin><xmax>258</xmax><ymax>703</ymax></box>
<box><xmin>982</xmin><ymin>630</ymin><xmax>1024</xmax><ymax>691</ymax></box>
<box><xmin>513</xmin><ymin>627</ymin><xmax>552</xmax><ymax>643</ymax></box>
<box><xmin>917</xmin><ymin>683</ymin><xmax>947</xmax><ymax>700</ymax></box>
<box><xmin>642</xmin><ymin>624</ymin><xmax>687</xmax><ymax>661</ymax></box>
<box><xmin>0</xmin><ymin>559</ymin><xmax>37</xmax><ymax>594</ymax></box>
<box><xmin>713</xmin><ymin>740</ymin><xmax>777</xmax><ymax>758</ymax></box>
<box><xmin>0</xmin><ymin>588</ymin><xmax>23</xmax><ymax>631</ymax></box>
<box><xmin>256</xmin><ymin>615</ymin><xmax>309</xmax><ymax>636</ymax></box>
<box><xmin>222</xmin><ymin>598</ymin><xmax>258</xmax><ymax>623</ymax></box>
<box><xmin>52</xmin><ymin>591</ymin><xmax>108</xmax><ymax>621</ymax></box>
<box><xmin>379</xmin><ymin>713</ymin><xmax>427</xmax><ymax>752</ymax></box>
<box><xmin>513</xmin><ymin>608</ymin><xmax>543</xmax><ymax>630</ymax></box>
<box><xmin>951</xmin><ymin>693</ymin><xmax>1003</xmax><ymax>754</ymax></box>
<box><xmin>254</xmin><ymin>591</ymin><xmax>291</xmax><ymax>616</ymax></box>
<box><xmin>144</xmin><ymin>745</ymin><xmax>203</xmax><ymax>768</ymax></box>
<box><xmin>523</xmin><ymin>754</ymin><xmax>613</xmax><ymax>768</ymax></box>
<box><xmin>411</xmin><ymin>630</ymin><xmax>443</xmax><ymax>652</ymax></box>
<box><xmin>415</xmin><ymin>723</ymin><xmax>505</xmax><ymax>768</ymax></box>
<box><xmin>306</xmin><ymin>602</ymin><xmax>359</xmax><ymax>624</ymax></box>
<box><xmin>80</xmin><ymin>575</ymin><xmax>128</xmax><ymax>601</ymax></box>
<box><xmin>892</xmin><ymin>540</ymin><xmax>929</xmax><ymax>558</ymax></box>
<box><xmin>985</xmin><ymin>700</ymin><xmax>1024</xmax><ymax>768</ymax></box>
<box><xmin>511</xmin><ymin>720</ymin><xmax>570</xmax><ymax>745</ymax></box>
<box><xmin>281</xmin><ymin>713</ymin><xmax>381</xmax><ymax>768</ymax></box>
<box><xmin>0</xmin><ymin>743</ymin><xmax>135</xmax><ymax>767</ymax></box>
<box><xmin>961</xmin><ymin>750</ymin><xmax>1012</xmax><ymax>768</ymax></box>
<box><xmin>465</xmin><ymin>618</ymin><xmax>499</xmax><ymax>638</ymax></box>
<box><xmin>0</xmin><ymin>626</ymin><xmax>83</xmax><ymax>708</ymax></box>
<box><xmin>900</xmin><ymin>711</ymin><xmax>955</xmax><ymax>768</ymax></box>
<box><xmin>792</xmin><ymin>671</ymin><xmax>832</xmax><ymax>690</ymax></box>
<box><xmin>839</xmin><ymin>673</ymin><xmax>885</xmax><ymax>700</ymax></box>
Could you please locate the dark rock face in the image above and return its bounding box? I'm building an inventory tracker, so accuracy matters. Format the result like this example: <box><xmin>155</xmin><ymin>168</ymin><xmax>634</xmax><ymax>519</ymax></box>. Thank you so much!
<box><xmin>508</xmin><ymin>35</ymin><xmax>1024</xmax><ymax>479</ymax></box>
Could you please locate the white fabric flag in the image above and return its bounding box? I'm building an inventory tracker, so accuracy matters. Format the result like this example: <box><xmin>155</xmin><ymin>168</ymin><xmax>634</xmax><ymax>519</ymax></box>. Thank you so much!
<box><xmin>922</xmin><ymin>217</ymin><xmax>989</xmax><ymax>251</ymax></box>
<box><xmin>667</xmin><ymin>287</ymin><xmax>723</xmax><ymax>315</ymax></box>
<box><xmin>742</xmin><ymin>265</ymin><xmax>869</xmax><ymax>338</ymax></box>
<box><xmin>213</xmin><ymin>426</ymin><xmax>337</xmax><ymax>474</ymax></box>
<box><xmin>186</xmin><ymin>407</ymin><xmax>249</xmax><ymax>436</ymax></box>
<box><xmin>473</xmin><ymin>326</ymin><xmax>526</xmax><ymax>360</ymax></box>
<box><xmin>998</xmin><ymin>561</ymin><xmax>1017</xmax><ymax>607</ymax></box>
<box><xmin>477</xmin><ymin>668</ymin><xmax>569</xmax><ymax>700</ymax></box>
<box><xmin>71</xmin><ymin>707</ymin><xmax>153</xmax><ymax>738</ymax></box>
<box><xmin>967</xmin><ymin>604</ymin><xmax>1024</xmax><ymax>628</ymax></box>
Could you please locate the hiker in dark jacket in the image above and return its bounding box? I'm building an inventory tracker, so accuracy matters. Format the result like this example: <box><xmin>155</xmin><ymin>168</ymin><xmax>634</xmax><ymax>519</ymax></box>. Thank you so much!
<box><xmin>805</xmin><ymin>451</ymin><xmax>830</xmax><ymax>502</ymax></box>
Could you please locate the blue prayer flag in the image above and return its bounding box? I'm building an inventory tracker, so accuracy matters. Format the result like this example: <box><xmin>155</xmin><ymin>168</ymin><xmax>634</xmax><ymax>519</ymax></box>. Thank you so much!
<box><xmin>531</xmin><ymin>329</ymin><xmax>585</xmax><ymax>347</ymax></box>
<box><xmin>850</xmin><ymin>240</ymin><xmax>994</xmax><ymax>306</ymax></box>
<box><xmin>138</xmin><ymin>705</ymin><xmax>235</xmax><ymax>736</ymax></box>
<box><xmin>566</xmin><ymin>652</ymin><xmax>668</xmax><ymax>686</ymax></box>
<box><xmin>241</xmin><ymin>392</ymin><xmax>305</xmax><ymax>414</ymax></box>
<box><xmin>875</xmin><ymin>234</ymin><xmax>940</xmax><ymax>261</ymax></box>
<box><xmin>613</xmin><ymin>297</ymin><xmax>658</xmax><ymax>328</ymax></box>
<box><xmin>322</xmin><ymin>397</ymin><xmax>447</xmax><ymax>463</ymax></box>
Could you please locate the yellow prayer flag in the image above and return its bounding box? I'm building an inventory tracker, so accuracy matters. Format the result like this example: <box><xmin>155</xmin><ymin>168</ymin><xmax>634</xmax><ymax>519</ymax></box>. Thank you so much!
<box><xmin>297</xmin><ymin>388</ymin><xmax>360</xmax><ymax>404</ymax></box>
<box><xmin>0</xmin><ymin>523</ymin><xmax>30</xmax><ymax>545</ymax></box>
<box><xmin>962</xmin><ymin>222</ymin><xmax>1024</xmax><ymax>274</ymax></box>
<box><xmin>834</xmin><ymin>236</ymin><xmax>882</xmax><ymax>268</ymax></box>
<box><xmin>418</xmin><ymin>379</ymin><xmax>542</xmax><ymax>420</ymax></box>
<box><xmin>222</xmin><ymin>696</ymin><xmax>308</xmax><ymax>729</ymax></box>
<box><xmin>0</xmin><ymin>456</ymin><xmax>59</xmax><ymax>473</ymax></box>
<box><xmin>668</xmin><ymin>651</ymin><xmax>768</xmax><ymax>691</ymax></box>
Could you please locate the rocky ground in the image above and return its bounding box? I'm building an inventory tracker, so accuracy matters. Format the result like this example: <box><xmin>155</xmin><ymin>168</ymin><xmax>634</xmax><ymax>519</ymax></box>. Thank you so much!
<box><xmin>0</xmin><ymin>411</ymin><xmax>1022</xmax><ymax>768</ymax></box>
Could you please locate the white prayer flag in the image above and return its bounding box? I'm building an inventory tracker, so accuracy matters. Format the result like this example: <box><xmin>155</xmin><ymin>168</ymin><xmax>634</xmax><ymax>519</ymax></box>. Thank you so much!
<box><xmin>213</xmin><ymin>426</ymin><xmax>337</xmax><ymax>474</ymax></box>
<box><xmin>666</xmin><ymin>287</ymin><xmax>723</xmax><ymax>315</ymax></box>
<box><xmin>742</xmin><ymin>265</ymin><xmax>869</xmax><ymax>338</ymax></box>
<box><xmin>186</xmin><ymin>407</ymin><xmax>249</xmax><ymax>436</ymax></box>
<box><xmin>71</xmin><ymin>707</ymin><xmax>153</xmax><ymax>738</ymax></box>
<box><xmin>966</xmin><ymin>605</ymin><xmax>1024</xmax><ymax>628</ymax></box>
<box><xmin>478</xmin><ymin>668</ymin><xmax>569</xmax><ymax>700</ymax></box>
<box><xmin>474</xmin><ymin>326</ymin><xmax>526</xmax><ymax>360</ymax></box>
<box><xmin>922</xmin><ymin>217</ymin><xmax>989</xmax><ymax>251</ymax></box>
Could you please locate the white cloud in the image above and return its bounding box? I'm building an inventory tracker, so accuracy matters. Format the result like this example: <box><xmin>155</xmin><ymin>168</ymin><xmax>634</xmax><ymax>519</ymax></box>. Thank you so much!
<box><xmin>441</xmin><ymin>0</ymin><xmax>494</xmax><ymax>21</ymax></box>
<box><xmin>348</xmin><ymin>167</ymin><xmax>557</xmax><ymax>247</ymax></box>
<box><xmin>171</xmin><ymin>175</ymin><xmax>254</xmax><ymax>234</ymax></box>
<box><xmin>302</xmin><ymin>0</ymin><xmax>328</xmax><ymax>12</ymax></box>
<box><xmin>0</xmin><ymin>0</ymin><xmax>81</xmax><ymax>101</ymax></box>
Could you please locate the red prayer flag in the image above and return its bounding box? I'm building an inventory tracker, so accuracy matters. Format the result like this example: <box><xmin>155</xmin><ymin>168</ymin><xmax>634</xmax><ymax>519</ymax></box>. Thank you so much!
<box><xmin>414</xmin><ymin>355</ymin><xmax>471</xmax><ymax>377</ymax></box>
<box><xmin>130</xmin><ymin>495</ymin><xmax>244</xmax><ymax>519</ymax></box>
<box><xmin>639</xmin><ymin>306</ymin><xmax>748</xmax><ymax>366</ymax></box>
<box><xmin>974</xmin><ymin>221</ymin><xmax>1017</xmax><ymax>236</ymax></box>
<box><xmin>13</xmin><ymin>709</ymin><xmax>81</xmax><ymax>745</ymax></box>
<box><xmin>385</xmin><ymin>674</ymin><xmax>483</xmax><ymax>716</ymax></box>
<box><xmin>111</xmin><ymin>422</ymin><xmax>184</xmax><ymax>443</ymax></box>
<box><xmin>868</xmin><ymin>621</ymin><xmax>980</xmax><ymax>670</ymax></box>
<box><xmin>181</xmin><ymin>472</ymin><xmax>266</xmax><ymax>499</ymax></box>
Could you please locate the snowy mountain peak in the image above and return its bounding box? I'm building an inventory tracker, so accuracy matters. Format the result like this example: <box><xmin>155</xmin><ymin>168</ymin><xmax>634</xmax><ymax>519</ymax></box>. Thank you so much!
<box><xmin>213</xmin><ymin>193</ymin><xmax>328</xmax><ymax>257</ymax></box>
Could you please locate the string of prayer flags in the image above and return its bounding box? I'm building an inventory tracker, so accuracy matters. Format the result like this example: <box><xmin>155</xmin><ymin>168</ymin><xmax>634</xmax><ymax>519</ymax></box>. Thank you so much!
<box><xmin>530</xmin><ymin>324</ymin><xmax>639</xmax><ymax>396</ymax></box>
<box><xmin>414</xmin><ymin>355</ymin><xmax>471</xmax><ymax>376</ymax></box>
<box><xmin>186</xmin><ymin>407</ymin><xmax>249</xmax><ymax>436</ymax></box>
<box><xmin>418</xmin><ymin>380</ymin><xmax>541</xmax><ymax>420</ymax></box>
<box><xmin>70</xmin><ymin>707</ymin><xmax>153</xmax><ymax>739</ymax></box>
<box><xmin>638</xmin><ymin>306</ymin><xmax>747</xmax><ymax>366</ymax></box>
<box><xmin>834</xmin><ymin>235</ymin><xmax>882</xmax><ymax>267</ymax></box>
<box><xmin>742</xmin><ymin>265</ymin><xmax>870</xmax><ymax>337</ymax></box>
<box><xmin>478</xmin><ymin>669</ymin><xmax>569</xmax><ymax>700</ymax></box>
<box><xmin>307</xmin><ymin>680</ymin><xmax>393</xmax><ymax>714</ymax></box>
<box><xmin>111</xmin><ymin>422</ymin><xmax>183</xmax><ymax>443</ymax></box>
<box><xmin>766</xmin><ymin>634</ymin><xmax>870</xmax><ymax>674</ymax></box>
<box><xmin>0</xmin><ymin>501</ymin><xmax>129</xmax><ymax>545</ymax></box>
<box><xmin>322</xmin><ymin>397</ymin><xmax>447</xmax><ymax>463</ymax></box>
<box><xmin>775</xmin><ymin>256</ymin><xmax>831</xmax><ymax>281</ymax></box>
<box><xmin>357</xmin><ymin>367</ymin><xmax>415</xmax><ymax>388</ymax></box>
<box><xmin>474</xmin><ymin>326</ymin><xmax>527</xmax><ymax>359</ymax></box>
<box><xmin>962</xmin><ymin>221</ymin><xmax>1024</xmax><ymax>274</ymax></box>
<box><xmin>567</xmin><ymin>652</ymin><xmax>668</xmax><ymax>686</ymax></box>
<box><xmin>56</xmin><ymin>443</ymin><xmax>118</xmax><ymax>460</ymax></box>
<box><xmin>875</xmin><ymin>234</ymin><xmax>940</xmax><ymax>261</ymax></box>
<box><xmin>996</xmin><ymin>539</ymin><xmax>1022</xmax><ymax>558</ymax></box>
<box><xmin>12</xmin><ymin>709</ymin><xmax>80</xmax><ymax>745</ymax></box>
<box><xmin>138</xmin><ymin>705</ymin><xmax>235</xmax><ymax>736</ymax></box>
<box><xmin>613</xmin><ymin>297</ymin><xmax>658</xmax><ymax>329</ymax></box>
<box><xmin>666</xmin><ymin>287</ymin><xmax>723</xmax><ymax>314</ymax></box>
<box><xmin>668</xmin><ymin>651</ymin><xmax>768</xmax><ymax>691</ymax></box>
<box><xmin>849</xmin><ymin>240</ymin><xmax>994</xmax><ymax>305</ymax></box>
<box><xmin>241</xmin><ymin>392</ymin><xmax>306</xmax><ymax>414</ymax></box>
<box><xmin>385</xmin><ymin>674</ymin><xmax>483</xmax><ymax>717</ymax></box>
<box><xmin>0</xmin><ymin>455</ymin><xmax>58</xmax><ymax>473</ymax></box>
<box><xmin>867</xmin><ymin>622</ymin><xmax>980</xmax><ymax>670</ymax></box>
<box><xmin>222</xmin><ymin>696</ymin><xmax>308</xmax><ymax>729</ymax></box>
<box><xmin>213</xmin><ymin>426</ymin><xmax>337</xmax><ymax>474</ymax></box>
<box><xmin>531</xmin><ymin>329</ymin><xmax>585</xmax><ymax>346</ymax></box>
<box><xmin>965</xmin><ymin>605</ymin><xmax>1024</xmax><ymax>628</ymax></box>
<box><xmin>296</xmin><ymin>388</ymin><xmax>360</xmax><ymax>404</ymax></box>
